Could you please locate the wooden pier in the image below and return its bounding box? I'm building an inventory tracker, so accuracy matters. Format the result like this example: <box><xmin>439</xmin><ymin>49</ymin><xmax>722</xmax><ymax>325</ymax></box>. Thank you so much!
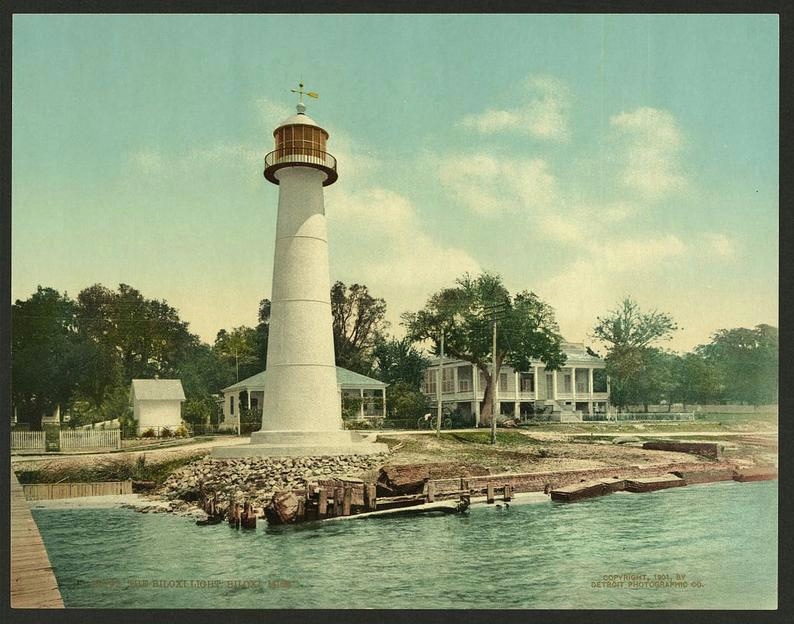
<box><xmin>11</xmin><ymin>470</ymin><xmax>64</xmax><ymax>608</ymax></box>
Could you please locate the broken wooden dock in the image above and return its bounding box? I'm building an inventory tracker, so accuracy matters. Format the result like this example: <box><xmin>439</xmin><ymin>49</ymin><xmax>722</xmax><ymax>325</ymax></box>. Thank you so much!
<box><xmin>625</xmin><ymin>474</ymin><xmax>686</xmax><ymax>493</ymax></box>
<box><xmin>11</xmin><ymin>469</ymin><xmax>64</xmax><ymax>608</ymax></box>
<box><xmin>550</xmin><ymin>477</ymin><xmax>625</xmax><ymax>502</ymax></box>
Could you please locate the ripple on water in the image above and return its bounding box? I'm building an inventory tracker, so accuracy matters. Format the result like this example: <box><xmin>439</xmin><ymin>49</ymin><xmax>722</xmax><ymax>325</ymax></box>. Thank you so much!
<box><xmin>32</xmin><ymin>480</ymin><xmax>777</xmax><ymax>609</ymax></box>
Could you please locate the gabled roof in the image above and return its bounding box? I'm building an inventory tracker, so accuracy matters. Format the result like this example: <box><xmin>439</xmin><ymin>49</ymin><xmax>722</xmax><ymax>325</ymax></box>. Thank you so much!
<box><xmin>222</xmin><ymin>366</ymin><xmax>387</xmax><ymax>393</ymax></box>
<box><xmin>131</xmin><ymin>379</ymin><xmax>186</xmax><ymax>401</ymax></box>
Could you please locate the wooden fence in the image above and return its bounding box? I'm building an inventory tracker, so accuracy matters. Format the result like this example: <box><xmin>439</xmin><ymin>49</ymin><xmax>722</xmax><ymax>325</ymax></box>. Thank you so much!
<box><xmin>59</xmin><ymin>429</ymin><xmax>121</xmax><ymax>450</ymax></box>
<box><xmin>22</xmin><ymin>480</ymin><xmax>132</xmax><ymax>500</ymax></box>
<box><xmin>11</xmin><ymin>431</ymin><xmax>45</xmax><ymax>451</ymax></box>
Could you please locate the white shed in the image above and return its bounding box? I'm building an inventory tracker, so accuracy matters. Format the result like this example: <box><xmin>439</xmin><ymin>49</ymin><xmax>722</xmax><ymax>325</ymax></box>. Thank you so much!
<box><xmin>130</xmin><ymin>379</ymin><xmax>186</xmax><ymax>433</ymax></box>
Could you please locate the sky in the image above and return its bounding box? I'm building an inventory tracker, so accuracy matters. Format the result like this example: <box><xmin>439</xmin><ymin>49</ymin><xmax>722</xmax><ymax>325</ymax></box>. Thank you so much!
<box><xmin>12</xmin><ymin>14</ymin><xmax>778</xmax><ymax>353</ymax></box>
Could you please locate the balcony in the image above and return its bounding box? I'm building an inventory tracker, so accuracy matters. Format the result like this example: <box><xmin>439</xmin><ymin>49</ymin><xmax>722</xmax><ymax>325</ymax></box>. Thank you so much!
<box><xmin>264</xmin><ymin>147</ymin><xmax>338</xmax><ymax>186</ymax></box>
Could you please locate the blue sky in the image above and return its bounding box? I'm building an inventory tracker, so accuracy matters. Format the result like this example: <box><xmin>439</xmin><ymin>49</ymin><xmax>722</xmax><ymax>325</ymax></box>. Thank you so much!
<box><xmin>12</xmin><ymin>14</ymin><xmax>778</xmax><ymax>352</ymax></box>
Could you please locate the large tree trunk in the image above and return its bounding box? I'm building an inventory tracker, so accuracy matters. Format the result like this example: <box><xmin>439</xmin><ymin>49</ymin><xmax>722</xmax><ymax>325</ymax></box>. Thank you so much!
<box><xmin>480</xmin><ymin>370</ymin><xmax>494</xmax><ymax>426</ymax></box>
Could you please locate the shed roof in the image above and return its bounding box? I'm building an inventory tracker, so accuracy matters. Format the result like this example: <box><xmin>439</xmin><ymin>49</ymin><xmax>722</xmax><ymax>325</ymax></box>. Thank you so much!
<box><xmin>131</xmin><ymin>379</ymin><xmax>186</xmax><ymax>401</ymax></box>
<box><xmin>222</xmin><ymin>367</ymin><xmax>387</xmax><ymax>394</ymax></box>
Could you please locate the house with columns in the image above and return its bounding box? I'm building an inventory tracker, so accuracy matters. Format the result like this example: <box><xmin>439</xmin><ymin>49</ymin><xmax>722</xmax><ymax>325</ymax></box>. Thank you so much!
<box><xmin>422</xmin><ymin>342</ymin><xmax>609</xmax><ymax>424</ymax></box>
<box><xmin>220</xmin><ymin>367</ymin><xmax>388</xmax><ymax>431</ymax></box>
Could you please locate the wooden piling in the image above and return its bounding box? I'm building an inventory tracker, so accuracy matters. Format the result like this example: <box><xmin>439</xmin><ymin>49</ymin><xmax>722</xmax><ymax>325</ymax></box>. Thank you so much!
<box><xmin>486</xmin><ymin>482</ymin><xmax>495</xmax><ymax>504</ymax></box>
<box><xmin>333</xmin><ymin>487</ymin><xmax>343</xmax><ymax>517</ymax></box>
<box><xmin>426</xmin><ymin>481</ymin><xmax>435</xmax><ymax>503</ymax></box>
<box><xmin>318</xmin><ymin>489</ymin><xmax>328</xmax><ymax>518</ymax></box>
<box><xmin>342</xmin><ymin>485</ymin><xmax>353</xmax><ymax>516</ymax></box>
<box><xmin>503</xmin><ymin>484</ymin><xmax>512</xmax><ymax>502</ymax></box>
<box><xmin>364</xmin><ymin>484</ymin><xmax>377</xmax><ymax>511</ymax></box>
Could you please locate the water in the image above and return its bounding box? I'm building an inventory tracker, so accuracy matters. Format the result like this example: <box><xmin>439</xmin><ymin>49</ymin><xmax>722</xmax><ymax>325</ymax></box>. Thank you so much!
<box><xmin>32</xmin><ymin>480</ymin><xmax>777</xmax><ymax>609</ymax></box>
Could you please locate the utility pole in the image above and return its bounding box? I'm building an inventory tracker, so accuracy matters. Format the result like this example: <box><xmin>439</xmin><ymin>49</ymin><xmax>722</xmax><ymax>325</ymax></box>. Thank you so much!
<box><xmin>436</xmin><ymin>329</ymin><xmax>445</xmax><ymax>436</ymax></box>
<box><xmin>491</xmin><ymin>318</ymin><xmax>498</xmax><ymax>445</ymax></box>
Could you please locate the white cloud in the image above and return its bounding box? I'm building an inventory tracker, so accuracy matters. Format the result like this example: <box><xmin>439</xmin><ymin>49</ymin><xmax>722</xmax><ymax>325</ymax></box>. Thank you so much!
<box><xmin>595</xmin><ymin>234</ymin><xmax>687</xmax><ymax>271</ymax></box>
<box><xmin>326</xmin><ymin>187</ymin><xmax>481</xmax><ymax>329</ymax></box>
<box><xmin>129</xmin><ymin>149</ymin><xmax>164</xmax><ymax>174</ymax></box>
<box><xmin>610</xmin><ymin>107</ymin><xmax>687</xmax><ymax>200</ymax></box>
<box><xmin>436</xmin><ymin>153</ymin><xmax>558</xmax><ymax>216</ymax></box>
<box><xmin>460</xmin><ymin>74</ymin><xmax>571</xmax><ymax>141</ymax></box>
<box><xmin>701</xmin><ymin>233</ymin><xmax>737</xmax><ymax>258</ymax></box>
<box><xmin>254</xmin><ymin>98</ymin><xmax>292</xmax><ymax>130</ymax></box>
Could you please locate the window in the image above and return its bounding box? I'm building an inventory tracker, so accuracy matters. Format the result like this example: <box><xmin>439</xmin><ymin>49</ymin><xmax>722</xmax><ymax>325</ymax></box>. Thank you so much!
<box><xmin>442</xmin><ymin>367</ymin><xmax>455</xmax><ymax>393</ymax></box>
<box><xmin>229</xmin><ymin>396</ymin><xmax>234</xmax><ymax>415</ymax></box>
<box><xmin>424</xmin><ymin>370</ymin><xmax>437</xmax><ymax>395</ymax></box>
<box><xmin>457</xmin><ymin>366</ymin><xmax>472</xmax><ymax>392</ymax></box>
<box><xmin>500</xmin><ymin>372</ymin><xmax>508</xmax><ymax>392</ymax></box>
<box><xmin>575</xmin><ymin>369</ymin><xmax>590</xmax><ymax>394</ymax></box>
<box><xmin>479</xmin><ymin>371</ymin><xmax>487</xmax><ymax>390</ymax></box>
<box><xmin>520</xmin><ymin>373</ymin><xmax>535</xmax><ymax>393</ymax></box>
<box><xmin>250</xmin><ymin>398</ymin><xmax>259</xmax><ymax>409</ymax></box>
<box><xmin>563</xmin><ymin>373</ymin><xmax>572</xmax><ymax>393</ymax></box>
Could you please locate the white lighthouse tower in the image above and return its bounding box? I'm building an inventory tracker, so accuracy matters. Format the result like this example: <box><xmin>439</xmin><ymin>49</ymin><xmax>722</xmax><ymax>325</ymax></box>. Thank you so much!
<box><xmin>213</xmin><ymin>85</ymin><xmax>386</xmax><ymax>458</ymax></box>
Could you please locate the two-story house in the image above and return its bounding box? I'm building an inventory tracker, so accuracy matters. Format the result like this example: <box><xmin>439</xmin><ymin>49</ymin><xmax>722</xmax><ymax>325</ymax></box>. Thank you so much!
<box><xmin>422</xmin><ymin>342</ymin><xmax>609</xmax><ymax>424</ymax></box>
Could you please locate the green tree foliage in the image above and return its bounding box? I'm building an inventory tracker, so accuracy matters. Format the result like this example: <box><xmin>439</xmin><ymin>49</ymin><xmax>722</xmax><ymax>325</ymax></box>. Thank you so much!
<box><xmin>384</xmin><ymin>381</ymin><xmax>429</xmax><ymax>425</ymax></box>
<box><xmin>696</xmin><ymin>324</ymin><xmax>778</xmax><ymax>406</ymax></box>
<box><xmin>12</xmin><ymin>287</ymin><xmax>85</xmax><ymax>428</ymax></box>
<box><xmin>182</xmin><ymin>396</ymin><xmax>221</xmax><ymax>428</ymax></box>
<box><xmin>673</xmin><ymin>352</ymin><xmax>722</xmax><ymax>408</ymax></box>
<box><xmin>591</xmin><ymin>297</ymin><xmax>678</xmax><ymax>411</ymax></box>
<box><xmin>75</xmin><ymin>283</ymin><xmax>197</xmax><ymax>382</ymax></box>
<box><xmin>13</xmin><ymin>284</ymin><xmax>209</xmax><ymax>428</ymax></box>
<box><xmin>214</xmin><ymin>326</ymin><xmax>258</xmax><ymax>382</ymax></box>
<box><xmin>255</xmin><ymin>298</ymin><xmax>271</xmax><ymax>369</ymax></box>
<box><xmin>403</xmin><ymin>272</ymin><xmax>565</xmax><ymax>425</ymax></box>
<box><xmin>372</xmin><ymin>337</ymin><xmax>429</xmax><ymax>389</ymax></box>
<box><xmin>331</xmin><ymin>281</ymin><xmax>388</xmax><ymax>374</ymax></box>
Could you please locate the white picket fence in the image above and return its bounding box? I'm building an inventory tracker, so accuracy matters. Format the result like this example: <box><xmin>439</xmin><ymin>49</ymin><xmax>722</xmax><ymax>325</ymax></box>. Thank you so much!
<box><xmin>59</xmin><ymin>429</ymin><xmax>121</xmax><ymax>450</ymax></box>
<box><xmin>11</xmin><ymin>429</ymin><xmax>121</xmax><ymax>451</ymax></box>
<box><xmin>11</xmin><ymin>431</ymin><xmax>45</xmax><ymax>451</ymax></box>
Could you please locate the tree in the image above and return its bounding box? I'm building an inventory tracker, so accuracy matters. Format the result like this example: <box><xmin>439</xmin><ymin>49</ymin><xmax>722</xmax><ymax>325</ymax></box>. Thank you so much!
<box><xmin>331</xmin><ymin>281</ymin><xmax>388</xmax><ymax>374</ymax></box>
<box><xmin>12</xmin><ymin>287</ymin><xmax>85</xmax><ymax>428</ymax></box>
<box><xmin>214</xmin><ymin>326</ymin><xmax>258</xmax><ymax>382</ymax></box>
<box><xmin>673</xmin><ymin>352</ymin><xmax>721</xmax><ymax>408</ymax></box>
<box><xmin>255</xmin><ymin>298</ymin><xmax>271</xmax><ymax>370</ymax></box>
<box><xmin>696</xmin><ymin>325</ymin><xmax>778</xmax><ymax>406</ymax></box>
<box><xmin>76</xmin><ymin>283</ymin><xmax>197</xmax><ymax>382</ymax></box>
<box><xmin>591</xmin><ymin>297</ymin><xmax>678</xmax><ymax>412</ymax></box>
<box><xmin>372</xmin><ymin>337</ymin><xmax>429</xmax><ymax>389</ymax></box>
<box><xmin>403</xmin><ymin>272</ymin><xmax>566</xmax><ymax>425</ymax></box>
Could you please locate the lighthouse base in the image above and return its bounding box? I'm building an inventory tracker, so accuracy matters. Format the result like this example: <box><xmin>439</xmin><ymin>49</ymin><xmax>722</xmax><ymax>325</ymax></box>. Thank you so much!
<box><xmin>210</xmin><ymin>430</ymin><xmax>388</xmax><ymax>458</ymax></box>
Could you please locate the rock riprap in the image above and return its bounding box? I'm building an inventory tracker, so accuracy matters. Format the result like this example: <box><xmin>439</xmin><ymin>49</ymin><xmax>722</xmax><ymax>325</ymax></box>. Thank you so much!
<box><xmin>152</xmin><ymin>453</ymin><xmax>389</xmax><ymax>516</ymax></box>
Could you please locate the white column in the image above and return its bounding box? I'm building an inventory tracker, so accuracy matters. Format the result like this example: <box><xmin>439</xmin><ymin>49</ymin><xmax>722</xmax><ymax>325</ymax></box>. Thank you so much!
<box><xmin>533</xmin><ymin>365</ymin><xmax>540</xmax><ymax>401</ymax></box>
<box><xmin>382</xmin><ymin>388</ymin><xmax>387</xmax><ymax>419</ymax></box>
<box><xmin>514</xmin><ymin>371</ymin><xmax>520</xmax><ymax>418</ymax></box>
<box><xmin>359</xmin><ymin>388</ymin><xmax>365</xmax><ymax>420</ymax></box>
<box><xmin>552</xmin><ymin>370</ymin><xmax>558</xmax><ymax>400</ymax></box>
<box><xmin>473</xmin><ymin>364</ymin><xmax>481</xmax><ymax>426</ymax></box>
<box><xmin>588</xmin><ymin>368</ymin><xmax>594</xmax><ymax>397</ymax></box>
<box><xmin>571</xmin><ymin>367</ymin><xmax>577</xmax><ymax>405</ymax></box>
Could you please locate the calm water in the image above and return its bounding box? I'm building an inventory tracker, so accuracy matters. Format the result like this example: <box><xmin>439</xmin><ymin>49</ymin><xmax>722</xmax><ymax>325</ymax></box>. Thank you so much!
<box><xmin>32</xmin><ymin>480</ymin><xmax>777</xmax><ymax>609</ymax></box>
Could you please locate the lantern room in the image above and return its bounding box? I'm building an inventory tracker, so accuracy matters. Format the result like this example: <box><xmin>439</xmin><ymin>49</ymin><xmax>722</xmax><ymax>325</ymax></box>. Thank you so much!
<box><xmin>263</xmin><ymin>102</ymin><xmax>338</xmax><ymax>186</ymax></box>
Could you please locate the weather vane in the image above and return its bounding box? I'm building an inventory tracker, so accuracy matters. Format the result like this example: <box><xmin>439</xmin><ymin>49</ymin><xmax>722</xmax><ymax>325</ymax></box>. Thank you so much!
<box><xmin>291</xmin><ymin>82</ymin><xmax>319</xmax><ymax>104</ymax></box>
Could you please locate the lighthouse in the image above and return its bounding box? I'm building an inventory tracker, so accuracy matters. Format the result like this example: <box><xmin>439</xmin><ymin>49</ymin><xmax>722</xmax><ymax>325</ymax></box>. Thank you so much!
<box><xmin>213</xmin><ymin>85</ymin><xmax>386</xmax><ymax>458</ymax></box>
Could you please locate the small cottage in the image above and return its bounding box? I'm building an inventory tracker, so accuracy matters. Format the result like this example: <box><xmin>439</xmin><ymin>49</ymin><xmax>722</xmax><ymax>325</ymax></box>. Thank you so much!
<box><xmin>130</xmin><ymin>379</ymin><xmax>186</xmax><ymax>433</ymax></box>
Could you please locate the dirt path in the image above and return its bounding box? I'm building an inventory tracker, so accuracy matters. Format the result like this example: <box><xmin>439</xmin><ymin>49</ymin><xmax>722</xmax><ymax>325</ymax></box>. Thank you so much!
<box><xmin>10</xmin><ymin>437</ymin><xmax>250</xmax><ymax>468</ymax></box>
